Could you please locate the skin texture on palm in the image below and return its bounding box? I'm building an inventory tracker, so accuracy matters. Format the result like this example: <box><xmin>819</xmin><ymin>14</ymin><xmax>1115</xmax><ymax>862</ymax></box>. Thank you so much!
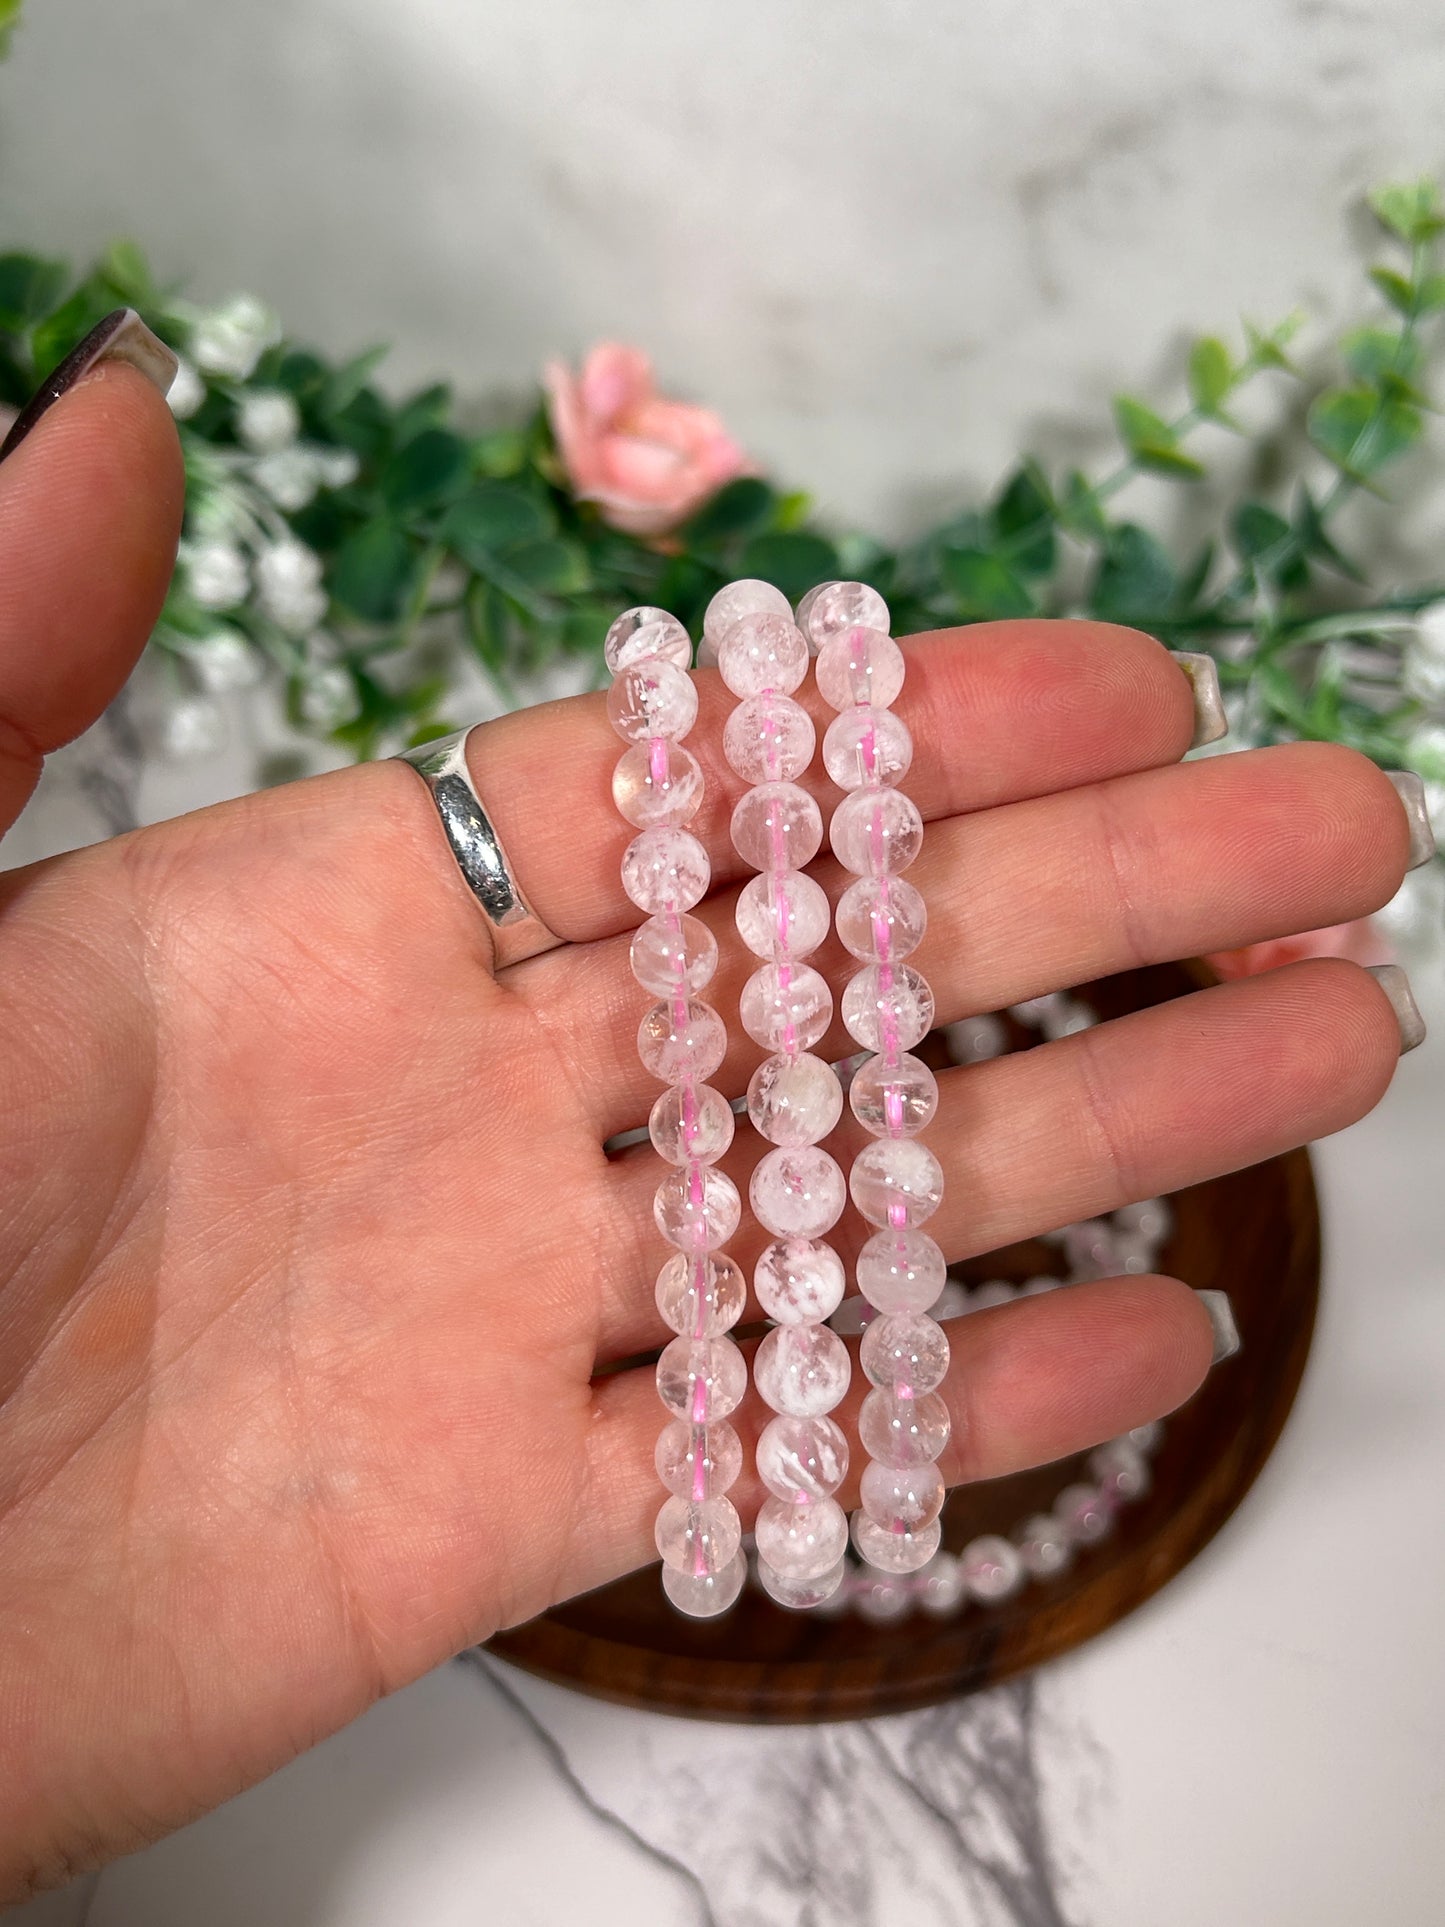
<box><xmin>0</xmin><ymin>366</ymin><xmax>1412</xmax><ymax>1900</ymax></box>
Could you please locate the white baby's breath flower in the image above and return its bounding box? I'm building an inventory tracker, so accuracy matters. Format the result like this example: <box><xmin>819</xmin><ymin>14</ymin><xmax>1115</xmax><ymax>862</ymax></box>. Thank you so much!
<box><xmin>252</xmin><ymin>447</ymin><xmax>319</xmax><ymax>511</ymax></box>
<box><xmin>184</xmin><ymin>630</ymin><xmax>264</xmax><ymax>693</ymax></box>
<box><xmin>1413</xmin><ymin>602</ymin><xmax>1445</xmax><ymax>664</ymax></box>
<box><xmin>189</xmin><ymin>295</ymin><xmax>282</xmax><ymax>382</ymax></box>
<box><xmin>237</xmin><ymin>387</ymin><xmax>301</xmax><ymax>454</ymax></box>
<box><xmin>1403</xmin><ymin>645</ymin><xmax>1445</xmax><ymax>708</ymax></box>
<box><xmin>181</xmin><ymin>540</ymin><xmax>249</xmax><ymax>611</ymax></box>
<box><xmin>159</xmin><ymin>697</ymin><xmax>226</xmax><ymax>761</ymax></box>
<box><xmin>313</xmin><ymin>445</ymin><xmax>361</xmax><ymax>489</ymax></box>
<box><xmin>297</xmin><ymin>665</ymin><xmax>362</xmax><ymax>729</ymax></box>
<box><xmin>255</xmin><ymin>539</ymin><xmax>327</xmax><ymax>635</ymax></box>
<box><xmin>166</xmin><ymin>357</ymin><xmax>207</xmax><ymax>420</ymax></box>
<box><xmin>1405</xmin><ymin>720</ymin><xmax>1445</xmax><ymax>779</ymax></box>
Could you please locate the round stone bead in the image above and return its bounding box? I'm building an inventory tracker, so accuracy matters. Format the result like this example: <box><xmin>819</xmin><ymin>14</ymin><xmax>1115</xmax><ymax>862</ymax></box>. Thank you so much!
<box><xmin>702</xmin><ymin>577</ymin><xmax>792</xmax><ymax>651</ymax></box>
<box><xmin>637</xmin><ymin>998</ymin><xmax>727</xmax><ymax>1085</ymax></box>
<box><xmin>855</xmin><ymin>1229</ymin><xmax>948</xmax><ymax>1314</ymax></box>
<box><xmin>755</xmin><ymin>1322</ymin><xmax>851</xmax><ymax>1417</ymax></box>
<box><xmin>848</xmin><ymin>1052</ymin><xmax>939</xmax><ymax>1137</ymax></box>
<box><xmin>859</xmin><ymin>1458</ymin><xmax>946</xmax><ymax>1532</ymax></box>
<box><xmin>747</xmin><ymin>1052</ymin><xmax>844</xmax><ymax>1147</ymax></box>
<box><xmin>755</xmin><ymin>1493</ymin><xmax>849</xmax><ymax>1580</ymax></box>
<box><xmin>654</xmin><ymin>1252</ymin><xmax>746</xmax><ymax>1337</ymax></box>
<box><xmin>603</xmin><ymin>606</ymin><xmax>693</xmax><ymax>676</ymax></box>
<box><xmin>649</xmin><ymin>1083</ymin><xmax>735</xmax><ymax>1167</ymax></box>
<box><xmin>607</xmin><ymin>657</ymin><xmax>698</xmax><ymax>744</ymax></box>
<box><xmin>654</xmin><ymin>1494</ymin><xmax>742</xmax><ymax>1576</ymax></box>
<box><xmin>1089</xmin><ymin>1438</ymin><xmax>1150</xmax><ymax>1504</ymax></box>
<box><xmin>754</xmin><ymin>1237</ymin><xmax>847</xmax><ymax>1325</ymax></box>
<box><xmin>851</xmin><ymin>1510</ymin><xmax>942</xmax><ymax>1574</ymax></box>
<box><xmin>621</xmin><ymin>828</ymin><xmax>710</xmax><ymax>914</ymax></box>
<box><xmin>1055</xmin><ymin>1481</ymin><xmax>1114</xmax><ymax>1546</ymax></box>
<box><xmin>960</xmin><ymin>1533</ymin><xmax>1026</xmax><ymax>1604</ymax></box>
<box><xmin>1129</xmin><ymin>1419</ymin><xmax>1165</xmax><ymax>1456</ymax></box>
<box><xmin>739</xmin><ymin>962</ymin><xmax>833</xmax><ymax>1052</ymax></box>
<box><xmin>611</xmin><ymin>741</ymin><xmax>704</xmax><ymax>829</ymax></box>
<box><xmin>630</xmin><ymin>913</ymin><xmax>718</xmax><ymax>997</ymax></box>
<box><xmin>735</xmin><ymin>868</ymin><xmax>831</xmax><ymax>960</ymax></box>
<box><xmin>730</xmin><ymin>781</ymin><xmax>823</xmax><ymax>872</ymax></box>
<box><xmin>859</xmin><ymin>1387</ymin><xmax>951</xmax><ymax>1466</ymax></box>
<box><xmin>656</xmin><ymin>1335</ymin><xmax>747</xmax><ymax>1422</ymax></box>
<box><xmin>860</xmin><ymin>1312</ymin><xmax>951</xmax><ymax>1395</ymax></box>
<box><xmin>841</xmin><ymin>964</ymin><xmax>936</xmax><ymax>1053</ymax></box>
<box><xmin>835</xmin><ymin>876</ymin><xmax>927</xmax><ymax>962</ymax></box>
<box><xmin>815</xmin><ymin>626</ymin><xmax>906</xmax><ymax>712</ymax></box>
<box><xmin>722</xmin><ymin>692</ymin><xmax>816</xmax><ymax>784</ymax></box>
<box><xmin>850</xmin><ymin>1139</ymin><xmax>945</xmax><ymax>1228</ymax></box>
<box><xmin>855</xmin><ymin>1570</ymin><xmax>915</xmax><ymax>1621</ymax></box>
<box><xmin>829</xmin><ymin>787</ymin><xmax>924</xmax><ymax>876</ymax></box>
<box><xmin>655</xmin><ymin>1418</ymin><xmax>743</xmax><ymax>1500</ymax></box>
<box><xmin>662</xmin><ymin>1546</ymin><xmax>746</xmax><ymax>1618</ymax></box>
<box><xmin>1015</xmin><ymin>1512</ymin><xmax>1073</xmax><ymax>1580</ymax></box>
<box><xmin>758</xmin><ymin>1555</ymin><xmax>846</xmax><ymax>1610</ymax></box>
<box><xmin>653</xmin><ymin>1166</ymin><xmax>742</xmax><ymax>1252</ymax></box>
<box><xmin>751</xmin><ymin>1145</ymin><xmax>846</xmax><ymax>1238</ymax></box>
<box><xmin>801</xmin><ymin>580</ymin><xmax>891</xmax><ymax>651</ymax></box>
<box><xmin>917</xmin><ymin>1550</ymin><xmax>968</xmax><ymax>1616</ymax></box>
<box><xmin>755</xmin><ymin>1413</ymin><xmax>849</xmax><ymax>1502</ymax></box>
<box><xmin>1115</xmin><ymin>1197</ymin><xmax>1174</xmax><ymax>1243</ymax></box>
<box><xmin>716</xmin><ymin>612</ymin><xmax>810</xmax><ymax>698</ymax></box>
<box><xmin>821</xmin><ymin>705</ymin><xmax>914</xmax><ymax>791</ymax></box>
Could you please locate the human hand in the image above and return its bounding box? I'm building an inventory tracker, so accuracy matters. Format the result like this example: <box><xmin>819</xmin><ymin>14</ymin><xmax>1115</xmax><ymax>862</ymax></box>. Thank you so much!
<box><xmin>0</xmin><ymin>318</ymin><xmax>1421</xmax><ymax>1900</ymax></box>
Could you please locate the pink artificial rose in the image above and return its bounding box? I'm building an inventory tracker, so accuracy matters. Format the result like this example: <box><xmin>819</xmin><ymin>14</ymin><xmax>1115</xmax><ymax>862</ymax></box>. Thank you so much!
<box><xmin>543</xmin><ymin>344</ymin><xmax>749</xmax><ymax>538</ymax></box>
<box><xmin>1205</xmin><ymin>916</ymin><xmax>1391</xmax><ymax>982</ymax></box>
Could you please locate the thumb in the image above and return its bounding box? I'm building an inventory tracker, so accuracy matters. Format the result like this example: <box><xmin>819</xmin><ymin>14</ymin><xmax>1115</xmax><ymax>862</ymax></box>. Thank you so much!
<box><xmin>0</xmin><ymin>308</ymin><xmax>185</xmax><ymax>836</ymax></box>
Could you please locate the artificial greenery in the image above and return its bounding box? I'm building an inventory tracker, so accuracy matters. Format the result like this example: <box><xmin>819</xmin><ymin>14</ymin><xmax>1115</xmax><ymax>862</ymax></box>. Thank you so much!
<box><xmin>1</xmin><ymin>180</ymin><xmax>1444</xmax><ymax>807</ymax></box>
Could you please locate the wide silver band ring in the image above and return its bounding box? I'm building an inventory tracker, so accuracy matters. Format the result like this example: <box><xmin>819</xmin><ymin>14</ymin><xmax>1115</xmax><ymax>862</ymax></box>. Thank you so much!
<box><xmin>395</xmin><ymin>725</ymin><xmax>556</xmax><ymax>969</ymax></box>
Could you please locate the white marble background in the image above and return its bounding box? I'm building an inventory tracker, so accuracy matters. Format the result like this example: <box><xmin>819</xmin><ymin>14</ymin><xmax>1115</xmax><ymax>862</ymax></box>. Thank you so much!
<box><xmin>3</xmin><ymin>1</ymin><xmax>1445</xmax><ymax>1921</ymax></box>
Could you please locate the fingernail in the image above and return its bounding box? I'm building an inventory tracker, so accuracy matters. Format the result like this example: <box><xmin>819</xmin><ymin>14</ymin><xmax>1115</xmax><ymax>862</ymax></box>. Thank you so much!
<box><xmin>0</xmin><ymin>308</ymin><xmax>179</xmax><ymax>463</ymax></box>
<box><xmin>1365</xmin><ymin>962</ymin><xmax>1427</xmax><ymax>1053</ymax></box>
<box><xmin>1171</xmin><ymin>651</ymin><xmax>1229</xmax><ymax>749</ymax></box>
<box><xmin>1384</xmin><ymin>771</ymin><xmax>1438</xmax><ymax>871</ymax></box>
<box><xmin>1195</xmin><ymin>1289</ymin><xmax>1240</xmax><ymax>1363</ymax></box>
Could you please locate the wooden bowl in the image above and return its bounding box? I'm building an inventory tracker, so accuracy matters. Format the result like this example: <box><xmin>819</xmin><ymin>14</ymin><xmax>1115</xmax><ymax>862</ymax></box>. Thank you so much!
<box><xmin>489</xmin><ymin>960</ymin><xmax>1320</xmax><ymax>1722</ymax></box>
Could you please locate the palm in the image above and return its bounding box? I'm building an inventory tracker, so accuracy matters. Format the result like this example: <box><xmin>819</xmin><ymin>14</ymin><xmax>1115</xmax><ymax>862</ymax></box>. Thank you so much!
<box><xmin>0</xmin><ymin>354</ymin><xmax>1417</xmax><ymax>1902</ymax></box>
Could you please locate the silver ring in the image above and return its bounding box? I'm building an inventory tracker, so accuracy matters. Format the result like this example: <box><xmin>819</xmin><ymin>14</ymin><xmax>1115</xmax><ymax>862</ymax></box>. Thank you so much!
<box><xmin>395</xmin><ymin>725</ymin><xmax>556</xmax><ymax>968</ymax></box>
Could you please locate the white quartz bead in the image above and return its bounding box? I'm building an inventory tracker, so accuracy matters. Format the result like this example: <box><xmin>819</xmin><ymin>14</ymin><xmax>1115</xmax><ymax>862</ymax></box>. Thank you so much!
<box><xmin>756</xmin><ymin>1413</ymin><xmax>849</xmax><ymax>1502</ymax></box>
<box><xmin>855</xmin><ymin>1570</ymin><xmax>916</xmax><ymax>1621</ymax></box>
<box><xmin>822</xmin><ymin>705</ymin><xmax>914</xmax><ymax>791</ymax></box>
<box><xmin>715</xmin><ymin>612</ymin><xmax>810</xmax><ymax>698</ymax></box>
<box><xmin>603</xmin><ymin>606</ymin><xmax>693</xmax><ymax>675</ymax></box>
<box><xmin>754</xmin><ymin>1237</ymin><xmax>848</xmax><ymax>1325</ymax></box>
<box><xmin>653</xmin><ymin>1166</ymin><xmax>742</xmax><ymax>1252</ymax></box>
<box><xmin>858</xmin><ymin>1387</ymin><xmax>951</xmax><ymax>1466</ymax></box>
<box><xmin>815</xmin><ymin>625</ymin><xmax>906</xmax><ymax>712</ymax></box>
<box><xmin>654</xmin><ymin>1252</ymin><xmax>747</xmax><ymax>1337</ymax></box>
<box><xmin>612</xmin><ymin>741</ymin><xmax>704</xmax><ymax>829</ymax></box>
<box><xmin>655</xmin><ymin>1419</ymin><xmax>743</xmax><ymax>1500</ymax></box>
<box><xmin>630</xmin><ymin>913</ymin><xmax>718</xmax><ymax>997</ymax></box>
<box><xmin>848</xmin><ymin>1052</ymin><xmax>939</xmax><ymax>1137</ymax></box>
<box><xmin>1015</xmin><ymin>1512</ymin><xmax>1074</xmax><ymax>1580</ymax></box>
<box><xmin>730</xmin><ymin>780</ymin><xmax>824</xmax><ymax>872</ymax></box>
<box><xmin>1055</xmin><ymin>1481</ymin><xmax>1114</xmax><ymax>1545</ymax></box>
<box><xmin>655</xmin><ymin>1335</ymin><xmax>748</xmax><ymax>1422</ymax></box>
<box><xmin>702</xmin><ymin>577</ymin><xmax>792</xmax><ymax>651</ymax></box>
<box><xmin>722</xmin><ymin>692</ymin><xmax>816</xmax><ymax>784</ymax></box>
<box><xmin>751</xmin><ymin>1145</ymin><xmax>847</xmax><ymax>1238</ymax></box>
<box><xmin>637</xmin><ymin>999</ymin><xmax>727</xmax><ymax>1084</ymax></box>
<box><xmin>849</xmin><ymin>1138</ymin><xmax>946</xmax><ymax>1228</ymax></box>
<box><xmin>1089</xmin><ymin>1438</ymin><xmax>1150</xmax><ymax>1503</ymax></box>
<box><xmin>835</xmin><ymin>876</ymin><xmax>927</xmax><ymax>962</ymax></box>
<box><xmin>960</xmin><ymin>1533</ymin><xmax>1026</xmax><ymax>1603</ymax></box>
<box><xmin>662</xmin><ymin>1548</ymin><xmax>746</xmax><ymax>1617</ymax></box>
<box><xmin>917</xmin><ymin>1550</ymin><xmax>968</xmax><ymax>1616</ymax></box>
<box><xmin>854</xmin><ymin>1229</ymin><xmax>948</xmax><ymax>1314</ymax></box>
<box><xmin>755</xmin><ymin>1494</ymin><xmax>849</xmax><ymax>1579</ymax></box>
<box><xmin>759</xmin><ymin>1555</ymin><xmax>846</xmax><ymax>1609</ymax></box>
<box><xmin>734</xmin><ymin>868</ymin><xmax>831</xmax><ymax>960</ymax></box>
<box><xmin>739</xmin><ymin>962</ymin><xmax>833</xmax><ymax>1051</ymax></box>
<box><xmin>654</xmin><ymin>1494</ymin><xmax>742</xmax><ymax>1575</ymax></box>
<box><xmin>829</xmin><ymin>787</ymin><xmax>924</xmax><ymax>876</ymax></box>
<box><xmin>800</xmin><ymin>580</ymin><xmax>891</xmax><ymax>651</ymax></box>
<box><xmin>755</xmin><ymin>1322</ymin><xmax>852</xmax><ymax>1417</ymax></box>
<box><xmin>621</xmin><ymin>827</ymin><xmax>710</xmax><ymax>914</ymax></box>
<box><xmin>607</xmin><ymin>657</ymin><xmax>699</xmax><ymax>743</ymax></box>
<box><xmin>859</xmin><ymin>1458</ymin><xmax>946</xmax><ymax>1532</ymax></box>
<box><xmin>840</xmin><ymin>964</ymin><xmax>935</xmax><ymax>1053</ymax></box>
<box><xmin>851</xmin><ymin>1511</ymin><xmax>942</xmax><ymax>1574</ymax></box>
<box><xmin>747</xmin><ymin>1052</ymin><xmax>845</xmax><ymax>1147</ymax></box>
<box><xmin>860</xmin><ymin>1312</ymin><xmax>951</xmax><ymax>1395</ymax></box>
<box><xmin>648</xmin><ymin>1082</ymin><xmax>735</xmax><ymax>1166</ymax></box>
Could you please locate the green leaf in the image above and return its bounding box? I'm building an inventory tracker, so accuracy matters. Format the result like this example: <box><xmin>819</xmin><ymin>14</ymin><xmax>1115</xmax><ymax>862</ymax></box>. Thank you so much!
<box><xmin>1308</xmin><ymin>384</ymin><xmax>1423</xmax><ymax>479</ymax></box>
<box><xmin>1340</xmin><ymin>325</ymin><xmax>1420</xmax><ymax>385</ymax></box>
<box><xmin>1292</xmin><ymin>485</ymin><xmax>1367</xmax><ymax>583</ymax></box>
<box><xmin>738</xmin><ymin>530</ymin><xmax>841</xmax><ymax>603</ymax></box>
<box><xmin>1370</xmin><ymin>267</ymin><xmax>1417</xmax><ymax>316</ymax></box>
<box><xmin>1243</xmin><ymin>314</ymin><xmax>1303</xmax><ymax>373</ymax></box>
<box><xmin>326</xmin><ymin>384</ymin><xmax>393</xmax><ymax>465</ymax></box>
<box><xmin>682</xmin><ymin>477</ymin><xmax>776</xmax><ymax>546</ymax></box>
<box><xmin>328</xmin><ymin>518</ymin><xmax>417</xmax><ymax>622</ymax></box>
<box><xmin>1368</xmin><ymin>180</ymin><xmax>1445</xmax><ymax>247</ymax></box>
<box><xmin>1088</xmin><ymin>523</ymin><xmax>1177</xmax><ymax>623</ymax></box>
<box><xmin>439</xmin><ymin>483</ymin><xmax>554</xmax><ymax>565</ymax></box>
<box><xmin>1417</xmin><ymin>273</ymin><xmax>1445</xmax><ymax>313</ymax></box>
<box><xmin>1188</xmin><ymin>336</ymin><xmax>1234</xmax><ymax>415</ymax></box>
<box><xmin>1113</xmin><ymin>394</ymin><xmax>1205</xmax><ymax>478</ymax></box>
<box><xmin>498</xmin><ymin>537</ymin><xmax>590</xmax><ymax>595</ymax></box>
<box><xmin>472</xmin><ymin>428</ymin><xmax>529</xmax><ymax>478</ymax></box>
<box><xmin>463</xmin><ymin>580</ymin><xmax>511</xmax><ymax>674</ymax></box>
<box><xmin>381</xmin><ymin>427</ymin><xmax>471</xmax><ymax>514</ymax></box>
<box><xmin>1231</xmin><ymin>501</ymin><xmax>1291</xmax><ymax>560</ymax></box>
<box><xmin>0</xmin><ymin>252</ymin><xmax>70</xmax><ymax>333</ymax></box>
<box><xmin>98</xmin><ymin>239</ymin><xmax>156</xmax><ymax>306</ymax></box>
<box><xmin>319</xmin><ymin>345</ymin><xmax>389</xmax><ymax>421</ymax></box>
<box><xmin>990</xmin><ymin>461</ymin><xmax>1057</xmax><ymax>575</ymax></box>
<box><xmin>939</xmin><ymin>547</ymin><xmax>1034</xmax><ymax>618</ymax></box>
<box><xmin>0</xmin><ymin>0</ymin><xmax>23</xmax><ymax>60</ymax></box>
<box><xmin>389</xmin><ymin>382</ymin><xmax>453</xmax><ymax>450</ymax></box>
<box><xmin>1058</xmin><ymin>470</ymin><xmax>1109</xmax><ymax>540</ymax></box>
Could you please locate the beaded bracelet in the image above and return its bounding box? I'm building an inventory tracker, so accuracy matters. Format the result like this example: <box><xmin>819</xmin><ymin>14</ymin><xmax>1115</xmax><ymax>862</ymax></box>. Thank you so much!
<box><xmin>805</xmin><ymin>583</ymin><xmax>952</xmax><ymax>1577</ymax></box>
<box><xmin>707</xmin><ymin>582</ymin><xmax>855</xmax><ymax>1611</ymax></box>
<box><xmin>605</xmin><ymin>605</ymin><xmax>749</xmax><ymax>1619</ymax></box>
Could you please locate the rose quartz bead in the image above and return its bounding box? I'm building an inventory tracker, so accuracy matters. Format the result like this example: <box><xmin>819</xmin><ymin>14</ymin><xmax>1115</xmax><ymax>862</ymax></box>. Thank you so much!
<box><xmin>815</xmin><ymin>626</ymin><xmax>906</xmax><ymax>712</ymax></box>
<box><xmin>960</xmin><ymin>1534</ymin><xmax>1026</xmax><ymax>1603</ymax></box>
<box><xmin>621</xmin><ymin>827</ymin><xmax>710</xmax><ymax>914</ymax></box>
<box><xmin>747</xmin><ymin>1052</ymin><xmax>844</xmax><ymax>1147</ymax></box>
<box><xmin>702</xmin><ymin>577</ymin><xmax>791</xmax><ymax>651</ymax></box>
<box><xmin>653</xmin><ymin>1166</ymin><xmax>742</xmax><ymax>1251</ymax></box>
<box><xmin>730</xmin><ymin>781</ymin><xmax>823</xmax><ymax>872</ymax></box>
<box><xmin>835</xmin><ymin>877</ymin><xmax>927</xmax><ymax>962</ymax></box>
<box><xmin>607</xmin><ymin>658</ymin><xmax>699</xmax><ymax>743</ymax></box>
<box><xmin>917</xmin><ymin>1550</ymin><xmax>968</xmax><ymax>1616</ymax></box>
<box><xmin>859</xmin><ymin>1387</ymin><xmax>951</xmax><ymax>1466</ymax></box>
<box><xmin>848</xmin><ymin>1052</ymin><xmax>939</xmax><ymax>1137</ymax></box>
<box><xmin>630</xmin><ymin>913</ymin><xmax>718</xmax><ymax>997</ymax></box>
<box><xmin>755</xmin><ymin>1494</ymin><xmax>849</xmax><ymax>1580</ymax></box>
<box><xmin>722</xmin><ymin>692</ymin><xmax>816</xmax><ymax>784</ymax></box>
<box><xmin>654</xmin><ymin>1251</ymin><xmax>747</xmax><ymax>1338</ymax></box>
<box><xmin>1055</xmin><ymin>1482</ymin><xmax>1114</xmax><ymax>1545</ymax></box>
<box><xmin>655</xmin><ymin>1494</ymin><xmax>742</xmax><ymax>1575</ymax></box>
<box><xmin>648</xmin><ymin>1083</ymin><xmax>736</xmax><ymax>1167</ymax></box>
<box><xmin>850</xmin><ymin>1139</ymin><xmax>945</xmax><ymax>1228</ymax></box>
<box><xmin>604</xmin><ymin>606</ymin><xmax>693</xmax><ymax>676</ymax></box>
<box><xmin>753</xmin><ymin>1237</ymin><xmax>847</xmax><ymax>1324</ymax></box>
<box><xmin>822</xmin><ymin>706</ymin><xmax>914</xmax><ymax>791</ymax></box>
<box><xmin>851</xmin><ymin>1511</ymin><xmax>942</xmax><ymax>1574</ymax></box>
<box><xmin>656</xmin><ymin>1335</ymin><xmax>748</xmax><ymax>1420</ymax></box>
<box><xmin>840</xmin><ymin>964</ymin><xmax>935</xmax><ymax>1053</ymax></box>
<box><xmin>755</xmin><ymin>1323</ymin><xmax>852</xmax><ymax>1417</ymax></box>
<box><xmin>655</xmin><ymin>1419</ymin><xmax>743</xmax><ymax>1500</ymax></box>
<box><xmin>735</xmin><ymin>869</ymin><xmax>830</xmax><ymax>960</ymax></box>
<box><xmin>859</xmin><ymin>1458</ymin><xmax>946</xmax><ymax>1531</ymax></box>
<box><xmin>801</xmin><ymin>580</ymin><xmax>891</xmax><ymax>651</ymax></box>
<box><xmin>829</xmin><ymin>787</ymin><xmax>924</xmax><ymax>876</ymax></box>
<box><xmin>1089</xmin><ymin>1438</ymin><xmax>1150</xmax><ymax>1504</ymax></box>
<box><xmin>637</xmin><ymin>999</ymin><xmax>727</xmax><ymax>1084</ymax></box>
<box><xmin>661</xmin><ymin>1549</ymin><xmax>746</xmax><ymax>1617</ymax></box>
<box><xmin>755</xmin><ymin>1413</ymin><xmax>849</xmax><ymax>1502</ymax></box>
<box><xmin>855</xmin><ymin>1228</ymin><xmax>948</xmax><ymax>1313</ymax></box>
<box><xmin>759</xmin><ymin>1556</ymin><xmax>846</xmax><ymax>1609</ymax></box>
<box><xmin>739</xmin><ymin>962</ymin><xmax>833</xmax><ymax>1051</ymax></box>
<box><xmin>750</xmin><ymin>1145</ymin><xmax>847</xmax><ymax>1238</ymax></box>
<box><xmin>611</xmin><ymin>742</ymin><xmax>704</xmax><ymax>829</ymax></box>
<box><xmin>1015</xmin><ymin>1512</ymin><xmax>1073</xmax><ymax>1579</ymax></box>
<box><xmin>860</xmin><ymin>1312</ymin><xmax>950</xmax><ymax>1395</ymax></box>
<box><xmin>715</xmin><ymin>612</ymin><xmax>810</xmax><ymax>698</ymax></box>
